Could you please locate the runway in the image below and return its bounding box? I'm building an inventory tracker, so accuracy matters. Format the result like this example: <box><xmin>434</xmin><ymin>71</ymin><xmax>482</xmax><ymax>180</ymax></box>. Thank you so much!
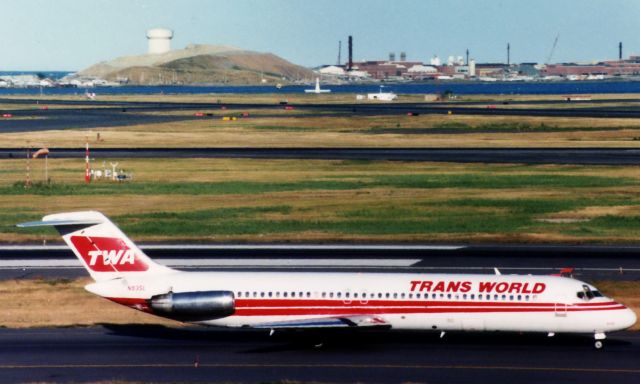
<box><xmin>3</xmin><ymin>147</ymin><xmax>640</xmax><ymax>165</ymax></box>
<box><xmin>2</xmin><ymin>244</ymin><xmax>639</xmax><ymax>281</ymax></box>
<box><xmin>0</xmin><ymin>326</ymin><xmax>638</xmax><ymax>383</ymax></box>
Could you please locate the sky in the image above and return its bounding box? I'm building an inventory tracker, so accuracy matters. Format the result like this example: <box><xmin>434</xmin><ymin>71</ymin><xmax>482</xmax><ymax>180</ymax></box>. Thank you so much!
<box><xmin>1</xmin><ymin>0</ymin><xmax>639</xmax><ymax>71</ymax></box>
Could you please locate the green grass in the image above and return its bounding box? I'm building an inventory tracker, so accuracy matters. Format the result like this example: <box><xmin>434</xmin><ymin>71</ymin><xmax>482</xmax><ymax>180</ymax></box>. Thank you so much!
<box><xmin>4</xmin><ymin>173</ymin><xmax>635</xmax><ymax>196</ymax></box>
<box><xmin>252</xmin><ymin>125</ymin><xmax>317</xmax><ymax>132</ymax></box>
<box><xmin>367</xmin><ymin>121</ymin><xmax>627</xmax><ymax>133</ymax></box>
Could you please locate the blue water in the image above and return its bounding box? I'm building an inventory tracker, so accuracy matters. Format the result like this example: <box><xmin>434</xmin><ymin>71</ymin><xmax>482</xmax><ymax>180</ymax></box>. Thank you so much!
<box><xmin>0</xmin><ymin>71</ymin><xmax>73</xmax><ymax>80</ymax></box>
<box><xmin>2</xmin><ymin>79</ymin><xmax>640</xmax><ymax>96</ymax></box>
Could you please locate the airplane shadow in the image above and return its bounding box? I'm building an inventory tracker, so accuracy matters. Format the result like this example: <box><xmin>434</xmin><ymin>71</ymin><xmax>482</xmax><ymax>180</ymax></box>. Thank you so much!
<box><xmin>99</xmin><ymin>323</ymin><xmax>632</xmax><ymax>354</ymax></box>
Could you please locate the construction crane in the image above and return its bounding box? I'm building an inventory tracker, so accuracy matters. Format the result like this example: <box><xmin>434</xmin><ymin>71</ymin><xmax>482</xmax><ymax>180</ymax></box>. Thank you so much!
<box><xmin>546</xmin><ymin>34</ymin><xmax>559</xmax><ymax>64</ymax></box>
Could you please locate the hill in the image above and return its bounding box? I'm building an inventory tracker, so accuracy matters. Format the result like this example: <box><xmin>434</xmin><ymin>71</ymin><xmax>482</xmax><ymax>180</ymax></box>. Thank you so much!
<box><xmin>74</xmin><ymin>44</ymin><xmax>313</xmax><ymax>85</ymax></box>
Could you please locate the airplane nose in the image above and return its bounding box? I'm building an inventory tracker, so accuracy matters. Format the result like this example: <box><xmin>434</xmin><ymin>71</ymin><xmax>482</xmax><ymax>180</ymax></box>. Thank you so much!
<box><xmin>620</xmin><ymin>307</ymin><xmax>637</xmax><ymax>329</ymax></box>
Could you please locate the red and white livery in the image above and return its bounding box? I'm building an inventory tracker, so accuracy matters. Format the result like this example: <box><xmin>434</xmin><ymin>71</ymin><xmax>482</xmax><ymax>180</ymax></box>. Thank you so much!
<box><xmin>19</xmin><ymin>211</ymin><xmax>636</xmax><ymax>349</ymax></box>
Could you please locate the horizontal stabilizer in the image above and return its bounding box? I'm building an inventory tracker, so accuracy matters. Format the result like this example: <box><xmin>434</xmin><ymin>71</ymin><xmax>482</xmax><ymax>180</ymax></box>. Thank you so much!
<box><xmin>17</xmin><ymin>219</ymin><xmax>103</xmax><ymax>228</ymax></box>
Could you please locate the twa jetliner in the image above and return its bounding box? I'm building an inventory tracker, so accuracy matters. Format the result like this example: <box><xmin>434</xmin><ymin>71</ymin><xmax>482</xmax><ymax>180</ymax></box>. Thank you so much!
<box><xmin>19</xmin><ymin>211</ymin><xmax>636</xmax><ymax>349</ymax></box>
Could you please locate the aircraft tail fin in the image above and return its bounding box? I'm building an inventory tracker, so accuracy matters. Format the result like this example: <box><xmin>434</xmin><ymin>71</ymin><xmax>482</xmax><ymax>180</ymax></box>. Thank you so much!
<box><xmin>18</xmin><ymin>211</ymin><xmax>174</xmax><ymax>282</ymax></box>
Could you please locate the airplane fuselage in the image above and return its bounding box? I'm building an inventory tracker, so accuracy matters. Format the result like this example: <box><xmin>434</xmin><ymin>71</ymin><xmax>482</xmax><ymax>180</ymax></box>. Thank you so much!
<box><xmin>87</xmin><ymin>271</ymin><xmax>636</xmax><ymax>334</ymax></box>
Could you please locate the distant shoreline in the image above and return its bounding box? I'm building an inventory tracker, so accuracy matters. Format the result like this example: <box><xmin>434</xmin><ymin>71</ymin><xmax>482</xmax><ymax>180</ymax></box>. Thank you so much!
<box><xmin>2</xmin><ymin>80</ymin><xmax>640</xmax><ymax>95</ymax></box>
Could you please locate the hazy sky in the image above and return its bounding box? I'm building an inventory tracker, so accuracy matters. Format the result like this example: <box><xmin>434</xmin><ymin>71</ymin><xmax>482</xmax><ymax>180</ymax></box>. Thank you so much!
<box><xmin>1</xmin><ymin>0</ymin><xmax>639</xmax><ymax>70</ymax></box>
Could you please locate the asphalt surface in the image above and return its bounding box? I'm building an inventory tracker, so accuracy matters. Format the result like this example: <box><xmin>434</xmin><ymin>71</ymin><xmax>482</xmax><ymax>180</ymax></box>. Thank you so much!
<box><xmin>4</xmin><ymin>147</ymin><xmax>640</xmax><ymax>165</ymax></box>
<box><xmin>2</xmin><ymin>244</ymin><xmax>639</xmax><ymax>281</ymax></box>
<box><xmin>0</xmin><ymin>326</ymin><xmax>638</xmax><ymax>383</ymax></box>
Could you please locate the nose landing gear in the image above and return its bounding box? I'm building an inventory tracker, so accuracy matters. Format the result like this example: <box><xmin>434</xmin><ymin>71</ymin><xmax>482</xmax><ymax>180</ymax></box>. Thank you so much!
<box><xmin>594</xmin><ymin>332</ymin><xmax>606</xmax><ymax>350</ymax></box>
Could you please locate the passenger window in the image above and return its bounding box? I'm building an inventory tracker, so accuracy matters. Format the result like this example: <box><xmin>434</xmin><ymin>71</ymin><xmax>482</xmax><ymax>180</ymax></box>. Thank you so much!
<box><xmin>329</xmin><ymin>292</ymin><xmax>334</xmax><ymax>298</ymax></box>
<box><xmin>260</xmin><ymin>292</ymin><xmax>265</xmax><ymax>298</ymax></box>
<box><xmin>276</xmin><ymin>292</ymin><xmax>280</xmax><ymax>298</ymax></box>
<box><xmin>385</xmin><ymin>293</ymin><xmax>390</xmax><ymax>299</ymax></box>
<box><xmin>306</xmin><ymin>292</ymin><xmax>311</xmax><ymax>298</ymax></box>
<box><xmin>337</xmin><ymin>292</ymin><xmax>342</xmax><ymax>298</ymax></box>
<box><xmin>517</xmin><ymin>295</ymin><xmax>521</xmax><ymax>301</ymax></box>
<box><xmin>416</xmin><ymin>293</ymin><xmax>420</xmax><ymax>299</ymax></box>
<box><xmin>401</xmin><ymin>293</ymin><xmax>405</xmax><ymax>299</ymax></box>
<box><xmin>463</xmin><ymin>294</ymin><xmax>467</xmax><ymax>300</ymax></box>
<box><xmin>393</xmin><ymin>293</ymin><xmax>398</xmax><ymax>299</ymax></box>
<box><xmin>478</xmin><ymin>294</ymin><xmax>482</xmax><ymax>300</ymax></box>
<box><xmin>237</xmin><ymin>292</ymin><xmax>242</xmax><ymax>298</ymax></box>
<box><xmin>470</xmin><ymin>294</ymin><xmax>475</xmax><ymax>300</ymax></box>
<box><xmin>346</xmin><ymin>292</ymin><xmax>350</xmax><ymax>298</ymax></box>
<box><xmin>284</xmin><ymin>292</ymin><xmax>288</xmax><ymax>298</ymax></box>
<box><xmin>447</xmin><ymin>294</ymin><xmax>452</xmax><ymax>299</ymax></box>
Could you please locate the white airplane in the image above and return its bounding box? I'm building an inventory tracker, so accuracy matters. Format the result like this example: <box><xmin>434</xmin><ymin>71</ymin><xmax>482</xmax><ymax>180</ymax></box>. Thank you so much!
<box><xmin>19</xmin><ymin>211</ymin><xmax>636</xmax><ymax>349</ymax></box>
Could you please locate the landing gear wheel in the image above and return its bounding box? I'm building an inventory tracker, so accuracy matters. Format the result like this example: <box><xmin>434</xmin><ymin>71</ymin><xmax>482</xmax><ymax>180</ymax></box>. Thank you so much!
<box><xmin>594</xmin><ymin>340</ymin><xmax>604</xmax><ymax>349</ymax></box>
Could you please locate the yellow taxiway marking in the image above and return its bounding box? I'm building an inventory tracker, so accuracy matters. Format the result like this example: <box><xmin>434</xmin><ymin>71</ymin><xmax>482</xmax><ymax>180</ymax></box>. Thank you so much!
<box><xmin>0</xmin><ymin>363</ymin><xmax>639</xmax><ymax>374</ymax></box>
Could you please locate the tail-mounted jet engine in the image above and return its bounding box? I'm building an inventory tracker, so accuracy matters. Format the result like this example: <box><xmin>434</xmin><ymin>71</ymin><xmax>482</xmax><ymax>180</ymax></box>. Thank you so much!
<box><xmin>149</xmin><ymin>291</ymin><xmax>235</xmax><ymax>321</ymax></box>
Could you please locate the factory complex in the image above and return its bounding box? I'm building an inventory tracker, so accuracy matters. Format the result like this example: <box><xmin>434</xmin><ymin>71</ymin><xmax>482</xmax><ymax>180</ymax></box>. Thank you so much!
<box><xmin>318</xmin><ymin>37</ymin><xmax>640</xmax><ymax>83</ymax></box>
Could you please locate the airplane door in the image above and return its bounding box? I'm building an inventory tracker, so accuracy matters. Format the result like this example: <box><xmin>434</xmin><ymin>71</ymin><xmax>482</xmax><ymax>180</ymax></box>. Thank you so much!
<box><xmin>554</xmin><ymin>303</ymin><xmax>567</xmax><ymax>317</ymax></box>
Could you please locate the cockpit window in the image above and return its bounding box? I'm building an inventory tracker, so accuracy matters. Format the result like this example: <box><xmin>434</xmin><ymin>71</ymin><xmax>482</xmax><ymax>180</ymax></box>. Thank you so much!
<box><xmin>577</xmin><ymin>285</ymin><xmax>603</xmax><ymax>300</ymax></box>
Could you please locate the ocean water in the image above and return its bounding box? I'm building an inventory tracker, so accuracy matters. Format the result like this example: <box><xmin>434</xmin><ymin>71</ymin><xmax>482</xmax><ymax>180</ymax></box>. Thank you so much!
<box><xmin>1</xmin><ymin>78</ymin><xmax>640</xmax><ymax>96</ymax></box>
<box><xmin>0</xmin><ymin>71</ymin><xmax>73</xmax><ymax>80</ymax></box>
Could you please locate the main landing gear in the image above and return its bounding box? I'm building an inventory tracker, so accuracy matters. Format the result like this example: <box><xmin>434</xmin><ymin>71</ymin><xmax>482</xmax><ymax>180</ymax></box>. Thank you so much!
<box><xmin>594</xmin><ymin>332</ymin><xmax>606</xmax><ymax>350</ymax></box>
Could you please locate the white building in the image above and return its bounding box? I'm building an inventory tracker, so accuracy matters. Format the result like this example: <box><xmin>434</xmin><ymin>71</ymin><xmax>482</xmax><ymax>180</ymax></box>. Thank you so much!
<box><xmin>318</xmin><ymin>65</ymin><xmax>346</xmax><ymax>76</ymax></box>
<box><xmin>407</xmin><ymin>64</ymin><xmax>437</xmax><ymax>74</ymax></box>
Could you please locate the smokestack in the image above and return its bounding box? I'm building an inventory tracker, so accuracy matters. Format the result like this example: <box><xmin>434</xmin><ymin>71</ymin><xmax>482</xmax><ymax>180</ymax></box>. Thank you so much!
<box><xmin>466</xmin><ymin>49</ymin><xmax>469</xmax><ymax>65</ymax></box>
<box><xmin>337</xmin><ymin>41</ymin><xmax>342</xmax><ymax>66</ymax></box>
<box><xmin>507</xmin><ymin>43</ymin><xmax>510</xmax><ymax>66</ymax></box>
<box><xmin>389</xmin><ymin>52</ymin><xmax>395</xmax><ymax>62</ymax></box>
<box><xmin>348</xmin><ymin>35</ymin><xmax>353</xmax><ymax>71</ymax></box>
<box><xmin>619</xmin><ymin>41</ymin><xmax>623</xmax><ymax>60</ymax></box>
<box><xmin>400</xmin><ymin>51</ymin><xmax>406</xmax><ymax>62</ymax></box>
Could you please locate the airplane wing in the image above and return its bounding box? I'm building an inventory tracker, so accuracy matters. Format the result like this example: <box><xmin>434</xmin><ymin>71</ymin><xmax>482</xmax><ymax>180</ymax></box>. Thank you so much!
<box><xmin>251</xmin><ymin>315</ymin><xmax>391</xmax><ymax>330</ymax></box>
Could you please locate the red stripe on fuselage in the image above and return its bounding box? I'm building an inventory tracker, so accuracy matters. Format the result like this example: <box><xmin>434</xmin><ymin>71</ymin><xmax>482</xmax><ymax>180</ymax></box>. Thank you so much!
<box><xmin>234</xmin><ymin>299</ymin><xmax>619</xmax><ymax>308</ymax></box>
<box><xmin>232</xmin><ymin>299</ymin><xmax>626</xmax><ymax>316</ymax></box>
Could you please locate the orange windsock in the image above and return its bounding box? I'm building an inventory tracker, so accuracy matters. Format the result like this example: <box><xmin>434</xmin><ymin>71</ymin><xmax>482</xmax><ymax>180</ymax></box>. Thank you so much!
<box><xmin>32</xmin><ymin>148</ymin><xmax>49</xmax><ymax>158</ymax></box>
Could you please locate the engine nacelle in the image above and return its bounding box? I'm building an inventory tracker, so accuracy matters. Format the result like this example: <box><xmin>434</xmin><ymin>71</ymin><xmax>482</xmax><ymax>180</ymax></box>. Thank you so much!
<box><xmin>149</xmin><ymin>291</ymin><xmax>235</xmax><ymax>321</ymax></box>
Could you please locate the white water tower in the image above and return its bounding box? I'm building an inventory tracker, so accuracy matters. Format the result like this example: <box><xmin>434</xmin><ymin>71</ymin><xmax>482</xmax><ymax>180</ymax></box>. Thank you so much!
<box><xmin>146</xmin><ymin>28</ymin><xmax>173</xmax><ymax>54</ymax></box>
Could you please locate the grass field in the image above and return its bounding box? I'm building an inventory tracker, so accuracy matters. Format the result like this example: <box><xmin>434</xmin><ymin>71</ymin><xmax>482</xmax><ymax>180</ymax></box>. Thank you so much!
<box><xmin>3</xmin><ymin>158</ymin><xmax>640</xmax><ymax>243</ymax></box>
<box><xmin>1</xmin><ymin>277</ymin><xmax>637</xmax><ymax>330</ymax></box>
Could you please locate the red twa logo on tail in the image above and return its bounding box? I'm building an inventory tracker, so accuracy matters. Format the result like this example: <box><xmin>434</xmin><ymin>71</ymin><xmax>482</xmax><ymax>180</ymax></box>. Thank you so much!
<box><xmin>70</xmin><ymin>236</ymin><xmax>149</xmax><ymax>272</ymax></box>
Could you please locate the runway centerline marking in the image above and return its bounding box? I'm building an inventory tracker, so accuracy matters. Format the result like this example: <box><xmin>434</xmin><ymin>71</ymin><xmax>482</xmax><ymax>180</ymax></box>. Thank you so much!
<box><xmin>1</xmin><ymin>363</ymin><xmax>639</xmax><ymax>374</ymax></box>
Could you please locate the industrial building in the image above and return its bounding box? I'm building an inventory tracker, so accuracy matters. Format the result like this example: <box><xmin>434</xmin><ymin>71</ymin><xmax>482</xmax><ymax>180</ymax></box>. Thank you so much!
<box><xmin>317</xmin><ymin>37</ymin><xmax>640</xmax><ymax>82</ymax></box>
